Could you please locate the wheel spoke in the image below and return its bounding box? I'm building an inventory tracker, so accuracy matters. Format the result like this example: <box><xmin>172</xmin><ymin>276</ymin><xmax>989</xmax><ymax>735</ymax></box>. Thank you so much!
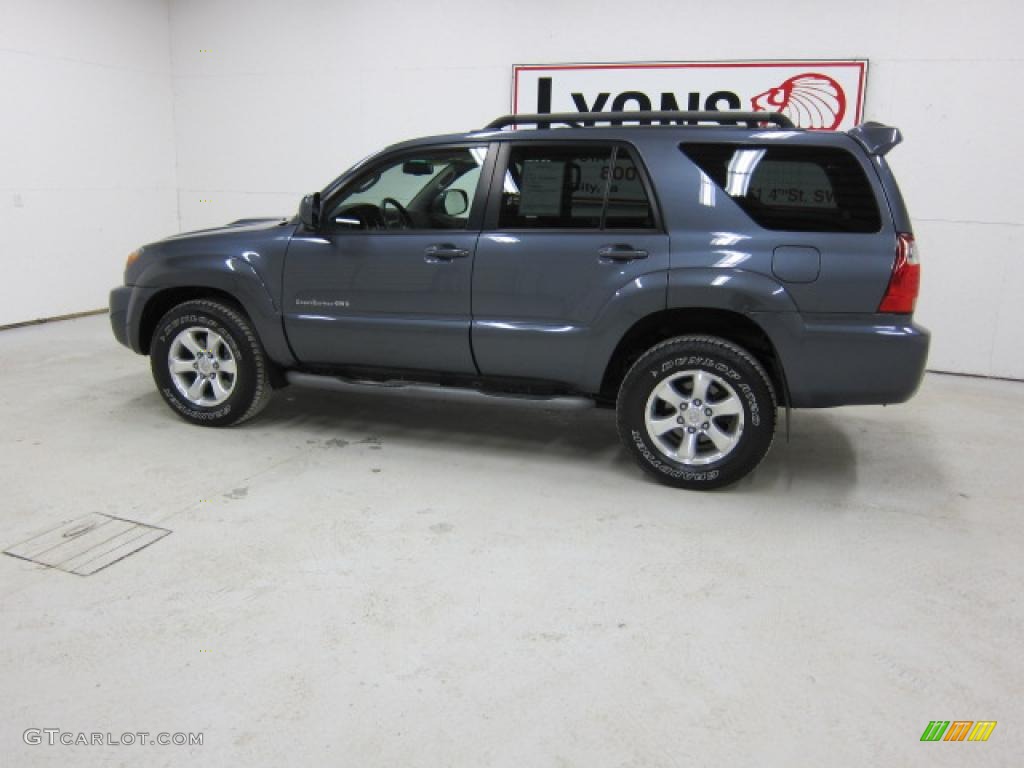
<box><xmin>186</xmin><ymin>375</ymin><xmax>207</xmax><ymax>401</ymax></box>
<box><xmin>647</xmin><ymin>413</ymin><xmax>680</xmax><ymax>437</ymax></box>
<box><xmin>180</xmin><ymin>330</ymin><xmax>204</xmax><ymax>356</ymax></box>
<box><xmin>651</xmin><ymin>378</ymin><xmax>682</xmax><ymax>405</ymax></box>
<box><xmin>676</xmin><ymin>430</ymin><xmax>699</xmax><ymax>461</ymax></box>
<box><xmin>210</xmin><ymin>374</ymin><xmax>231</xmax><ymax>401</ymax></box>
<box><xmin>217</xmin><ymin>357</ymin><xmax>237</xmax><ymax>375</ymax></box>
<box><xmin>170</xmin><ymin>358</ymin><xmax>195</xmax><ymax>374</ymax></box>
<box><xmin>690</xmin><ymin>370</ymin><xmax>713</xmax><ymax>403</ymax></box>
<box><xmin>712</xmin><ymin>395</ymin><xmax>743</xmax><ymax>418</ymax></box>
<box><xmin>205</xmin><ymin>331</ymin><xmax>221</xmax><ymax>354</ymax></box>
<box><xmin>706</xmin><ymin>423</ymin><xmax>739</xmax><ymax>454</ymax></box>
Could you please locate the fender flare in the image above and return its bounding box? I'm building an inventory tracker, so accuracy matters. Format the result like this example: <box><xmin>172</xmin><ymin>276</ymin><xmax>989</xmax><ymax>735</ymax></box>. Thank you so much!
<box><xmin>667</xmin><ymin>267</ymin><xmax>798</xmax><ymax>314</ymax></box>
<box><xmin>132</xmin><ymin>256</ymin><xmax>295</xmax><ymax>366</ymax></box>
<box><xmin>583</xmin><ymin>268</ymin><xmax>797</xmax><ymax>394</ymax></box>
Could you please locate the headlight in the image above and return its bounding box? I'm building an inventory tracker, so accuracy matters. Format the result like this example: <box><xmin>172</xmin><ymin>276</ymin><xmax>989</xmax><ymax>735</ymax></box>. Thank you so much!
<box><xmin>125</xmin><ymin>249</ymin><xmax>141</xmax><ymax>269</ymax></box>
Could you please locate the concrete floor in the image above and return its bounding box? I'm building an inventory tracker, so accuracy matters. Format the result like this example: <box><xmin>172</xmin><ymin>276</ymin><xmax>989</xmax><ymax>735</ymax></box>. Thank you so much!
<box><xmin>0</xmin><ymin>314</ymin><xmax>1021</xmax><ymax>767</ymax></box>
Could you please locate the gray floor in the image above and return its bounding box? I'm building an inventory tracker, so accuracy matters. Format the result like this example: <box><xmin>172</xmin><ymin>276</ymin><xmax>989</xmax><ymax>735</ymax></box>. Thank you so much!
<box><xmin>1</xmin><ymin>314</ymin><xmax>1021</xmax><ymax>766</ymax></box>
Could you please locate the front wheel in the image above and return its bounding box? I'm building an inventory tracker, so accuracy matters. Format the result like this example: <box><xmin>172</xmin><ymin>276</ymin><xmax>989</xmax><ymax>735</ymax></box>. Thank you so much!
<box><xmin>149</xmin><ymin>299</ymin><xmax>272</xmax><ymax>427</ymax></box>
<box><xmin>616</xmin><ymin>336</ymin><xmax>777</xmax><ymax>490</ymax></box>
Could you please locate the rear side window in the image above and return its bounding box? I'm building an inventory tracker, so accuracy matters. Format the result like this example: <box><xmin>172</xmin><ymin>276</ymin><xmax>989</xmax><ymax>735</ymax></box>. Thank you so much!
<box><xmin>498</xmin><ymin>144</ymin><xmax>655</xmax><ymax>229</ymax></box>
<box><xmin>681</xmin><ymin>144</ymin><xmax>881</xmax><ymax>233</ymax></box>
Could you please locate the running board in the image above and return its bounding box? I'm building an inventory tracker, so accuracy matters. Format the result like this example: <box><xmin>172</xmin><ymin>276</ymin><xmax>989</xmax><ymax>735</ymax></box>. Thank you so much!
<box><xmin>284</xmin><ymin>372</ymin><xmax>595</xmax><ymax>410</ymax></box>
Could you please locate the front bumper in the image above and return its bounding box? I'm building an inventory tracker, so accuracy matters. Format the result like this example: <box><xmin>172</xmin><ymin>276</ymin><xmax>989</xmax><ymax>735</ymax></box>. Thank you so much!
<box><xmin>754</xmin><ymin>312</ymin><xmax>931</xmax><ymax>408</ymax></box>
<box><xmin>109</xmin><ymin>285</ymin><xmax>157</xmax><ymax>354</ymax></box>
<box><xmin>109</xmin><ymin>286</ymin><xmax>133</xmax><ymax>348</ymax></box>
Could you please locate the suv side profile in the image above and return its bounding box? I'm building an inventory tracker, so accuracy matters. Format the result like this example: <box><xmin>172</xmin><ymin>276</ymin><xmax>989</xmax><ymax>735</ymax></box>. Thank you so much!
<box><xmin>109</xmin><ymin>110</ymin><xmax>929</xmax><ymax>489</ymax></box>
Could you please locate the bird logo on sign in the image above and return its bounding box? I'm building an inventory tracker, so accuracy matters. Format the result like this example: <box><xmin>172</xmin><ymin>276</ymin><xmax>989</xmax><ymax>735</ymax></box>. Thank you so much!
<box><xmin>751</xmin><ymin>73</ymin><xmax>847</xmax><ymax>130</ymax></box>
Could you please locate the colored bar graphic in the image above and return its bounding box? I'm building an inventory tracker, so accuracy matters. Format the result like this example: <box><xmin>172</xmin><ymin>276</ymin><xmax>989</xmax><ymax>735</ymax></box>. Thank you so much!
<box><xmin>921</xmin><ymin>721</ymin><xmax>949</xmax><ymax>741</ymax></box>
<box><xmin>921</xmin><ymin>720</ymin><xmax>996</xmax><ymax>742</ymax></box>
<box><xmin>967</xmin><ymin>721</ymin><xmax>997</xmax><ymax>742</ymax></box>
<box><xmin>944</xmin><ymin>721</ymin><xmax>972</xmax><ymax>741</ymax></box>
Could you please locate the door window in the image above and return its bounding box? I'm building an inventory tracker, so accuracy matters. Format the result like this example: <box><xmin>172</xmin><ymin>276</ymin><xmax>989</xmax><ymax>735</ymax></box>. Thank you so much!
<box><xmin>325</xmin><ymin>146</ymin><xmax>487</xmax><ymax>231</ymax></box>
<box><xmin>604</xmin><ymin>149</ymin><xmax>657</xmax><ymax>229</ymax></box>
<box><xmin>498</xmin><ymin>144</ymin><xmax>656</xmax><ymax>230</ymax></box>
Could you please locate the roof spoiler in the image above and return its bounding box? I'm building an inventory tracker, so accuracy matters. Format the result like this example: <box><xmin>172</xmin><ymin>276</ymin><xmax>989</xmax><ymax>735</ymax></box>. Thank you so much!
<box><xmin>848</xmin><ymin>122</ymin><xmax>903</xmax><ymax>156</ymax></box>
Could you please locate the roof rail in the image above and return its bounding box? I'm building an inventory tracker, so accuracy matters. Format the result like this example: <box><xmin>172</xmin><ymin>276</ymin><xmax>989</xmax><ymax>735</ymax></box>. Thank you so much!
<box><xmin>847</xmin><ymin>121</ymin><xmax>902</xmax><ymax>156</ymax></box>
<box><xmin>482</xmin><ymin>111</ymin><xmax>795</xmax><ymax>130</ymax></box>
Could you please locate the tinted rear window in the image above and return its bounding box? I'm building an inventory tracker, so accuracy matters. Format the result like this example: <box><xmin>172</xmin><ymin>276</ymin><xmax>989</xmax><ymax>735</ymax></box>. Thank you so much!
<box><xmin>681</xmin><ymin>144</ymin><xmax>881</xmax><ymax>233</ymax></box>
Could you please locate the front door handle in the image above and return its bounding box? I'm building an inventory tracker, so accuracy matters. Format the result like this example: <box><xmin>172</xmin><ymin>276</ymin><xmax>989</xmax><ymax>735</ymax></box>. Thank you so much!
<box><xmin>598</xmin><ymin>244</ymin><xmax>648</xmax><ymax>262</ymax></box>
<box><xmin>424</xmin><ymin>244</ymin><xmax>470</xmax><ymax>263</ymax></box>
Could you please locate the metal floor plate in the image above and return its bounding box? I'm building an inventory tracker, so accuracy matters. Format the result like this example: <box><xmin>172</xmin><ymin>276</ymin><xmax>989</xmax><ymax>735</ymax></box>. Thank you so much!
<box><xmin>4</xmin><ymin>513</ymin><xmax>171</xmax><ymax>576</ymax></box>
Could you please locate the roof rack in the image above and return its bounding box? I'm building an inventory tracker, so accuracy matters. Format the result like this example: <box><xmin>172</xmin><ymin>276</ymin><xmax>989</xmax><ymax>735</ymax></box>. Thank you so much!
<box><xmin>482</xmin><ymin>111</ymin><xmax>795</xmax><ymax>130</ymax></box>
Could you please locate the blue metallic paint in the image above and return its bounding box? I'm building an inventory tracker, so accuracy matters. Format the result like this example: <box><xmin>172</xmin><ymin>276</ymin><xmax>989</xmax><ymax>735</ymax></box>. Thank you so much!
<box><xmin>110</xmin><ymin>122</ymin><xmax>929</xmax><ymax>409</ymax></box>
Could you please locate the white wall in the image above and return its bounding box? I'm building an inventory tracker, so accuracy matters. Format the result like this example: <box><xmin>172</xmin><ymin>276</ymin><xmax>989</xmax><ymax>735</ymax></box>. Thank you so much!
<box><xmin>0</xmin><ymin>0</ymin><xmax>178</xmax><ymax>326</ymax></box>
<box><xmin>4</xmin><ymin>0</ymin><xmax>1022</xmax><ymax>379</ymax></box>
<box><xmin>167</xmin><ymin>0</ymin><xmax>1024</xmax><ymax>379</ymax></box>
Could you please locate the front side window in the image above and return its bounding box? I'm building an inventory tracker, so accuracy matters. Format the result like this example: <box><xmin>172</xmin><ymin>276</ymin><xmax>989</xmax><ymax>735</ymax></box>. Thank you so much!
<box><xmin>682</xmin><ymin>144</ymin><xmax>881</xmax><ymax>233</ymax></box>
<box><xmin>325</xmin><ymin>146</ymin><xmax>487</xmax><ymax>231</ymax></box>
<box><xmin>498</xmin><ymin>144</ymin><xmax>655</xmax><ymax>230</ymax></box>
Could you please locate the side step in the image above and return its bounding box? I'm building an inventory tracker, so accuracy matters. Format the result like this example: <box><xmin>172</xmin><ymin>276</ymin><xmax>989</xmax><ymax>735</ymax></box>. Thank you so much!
<box><xmin>284</xmin><ymin>372</ymin><xmax>595</xmax><ymax>411</ymax></box>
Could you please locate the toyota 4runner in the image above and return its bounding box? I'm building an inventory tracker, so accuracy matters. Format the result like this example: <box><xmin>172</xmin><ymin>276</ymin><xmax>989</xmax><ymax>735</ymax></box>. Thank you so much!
<box><xmin>109</xmin><ymin>110</ymin><xmax>929</xmax><ymax>489</ymax></box>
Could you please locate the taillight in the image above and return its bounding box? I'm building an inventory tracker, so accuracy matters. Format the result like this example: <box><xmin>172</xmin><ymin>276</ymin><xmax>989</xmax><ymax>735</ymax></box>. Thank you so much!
<box><xmin>878</xmin><ymin>233</ymin><xmax>920</xmax><ymax>313</ymax></box>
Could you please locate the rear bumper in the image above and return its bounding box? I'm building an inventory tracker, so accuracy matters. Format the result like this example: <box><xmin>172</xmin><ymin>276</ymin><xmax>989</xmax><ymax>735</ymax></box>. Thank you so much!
<box><xmin>754</xmin><ymin>312</ymin><xmax>930</xmax><ymax>408</ymax></box>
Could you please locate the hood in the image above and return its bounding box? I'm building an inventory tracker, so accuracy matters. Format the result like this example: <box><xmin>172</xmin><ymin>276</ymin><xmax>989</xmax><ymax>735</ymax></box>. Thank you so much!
<box><xmin>125</xmin><ymin>216</ymin><xmax>295</xmax><ymax>286</ymax></box>
<box><xmin>162</xmin><ymin>217</ymin><xmax>290</xmax><ymax>242</ymax></box>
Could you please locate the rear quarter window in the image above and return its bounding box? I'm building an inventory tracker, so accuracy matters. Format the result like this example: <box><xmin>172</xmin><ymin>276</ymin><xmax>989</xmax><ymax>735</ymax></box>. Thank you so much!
<box><xmin>681</xmin><ymin>143</ymin><xmax>882</xmax><ymax>233</ymax></box>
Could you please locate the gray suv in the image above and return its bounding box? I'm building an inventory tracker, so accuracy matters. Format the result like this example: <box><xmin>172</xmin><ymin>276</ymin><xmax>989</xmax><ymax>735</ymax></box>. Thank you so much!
<box><xmin>109</xmin><ymin>110</ymin><xmax>928</xmax><ymax>489</ymax></box>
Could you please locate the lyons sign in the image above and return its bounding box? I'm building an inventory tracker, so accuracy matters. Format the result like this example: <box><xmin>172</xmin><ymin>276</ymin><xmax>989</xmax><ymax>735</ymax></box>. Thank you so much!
<box><xmin>512</xmin><ymin>61</ymin><xmax>868</xmax><ymax>131</ymax></box>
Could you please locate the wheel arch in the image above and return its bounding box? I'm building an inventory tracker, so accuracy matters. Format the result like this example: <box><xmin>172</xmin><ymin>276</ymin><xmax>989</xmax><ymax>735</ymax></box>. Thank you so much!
<box><xmin>140</xmin><ymin>286</ymin><xmax>292</xmax><ymax>388</ymax></box>
<box><xmin>138</xmin><ymin>287</ymin><xmax>245</xmax><ymax>355</ymax></box>
<box><xmin>599</xmin><ymin>308</ymin><xmax>788</xmax><ymax>404</ymax></box>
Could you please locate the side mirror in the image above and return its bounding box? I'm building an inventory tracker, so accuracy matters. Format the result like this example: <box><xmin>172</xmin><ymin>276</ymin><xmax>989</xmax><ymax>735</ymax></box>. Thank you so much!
<box><xmin>439</xmin><ymin>188</ymin><xmax>469</xmax><ymax>216</ymax></box>
<box><xmin>299</xmin><ymin>192</ymin><xmax>321</xmax><ymax>230</ymax></box>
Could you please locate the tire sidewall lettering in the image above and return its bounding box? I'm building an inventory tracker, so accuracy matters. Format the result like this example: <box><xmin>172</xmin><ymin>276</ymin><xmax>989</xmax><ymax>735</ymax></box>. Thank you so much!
<box><xmin>160</xmin><ymin>387</ymin><xmax>232</xmax><ymax>420</ymax></box>
<box><xmin>631</xmin><ymin>429</ymin><xmax>720</xmax><ymax>482</ymax></box>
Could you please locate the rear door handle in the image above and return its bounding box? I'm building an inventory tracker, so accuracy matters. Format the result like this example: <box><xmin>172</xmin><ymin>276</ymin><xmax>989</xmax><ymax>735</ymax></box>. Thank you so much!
<box><xmin>424</xmin><ymin>244</ymin><xmax>470</xmax><ymax>263</ymax></box>
<box><xmin>598</xmin><ymin>244</ymin><xmax>648</xmax><ymax>262</ymax></box>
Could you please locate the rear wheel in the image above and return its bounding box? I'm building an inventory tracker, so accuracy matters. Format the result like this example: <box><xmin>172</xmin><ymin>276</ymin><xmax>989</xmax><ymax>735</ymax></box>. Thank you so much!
<box><xmin>616</xmin><ymin>335</ymin><xmax>777</xmax><ymax>490</ymax></box>
<box><xmin>149</xmin><ymin>299</ymin><xmax>272</xmax><ymax>427</ymax></box>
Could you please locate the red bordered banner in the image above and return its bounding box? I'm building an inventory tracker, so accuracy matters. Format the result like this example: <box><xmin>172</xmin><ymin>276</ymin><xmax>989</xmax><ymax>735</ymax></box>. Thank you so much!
<box><xmin>512</xmin><ymin>61</ymin><xmax>868</xmax><ymax>131</ymax></box>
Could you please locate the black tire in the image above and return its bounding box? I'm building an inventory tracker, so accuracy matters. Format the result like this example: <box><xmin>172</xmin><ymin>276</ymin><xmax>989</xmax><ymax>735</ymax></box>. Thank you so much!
<box><xmin>149</xmin><ymin>299</ymin><xmax>272</xmax><ymax>427</ymax></box>
<box><xmin>616</xmin><ymin>335</ymin><xmax>777</xmax><ymax>490</ymax></box>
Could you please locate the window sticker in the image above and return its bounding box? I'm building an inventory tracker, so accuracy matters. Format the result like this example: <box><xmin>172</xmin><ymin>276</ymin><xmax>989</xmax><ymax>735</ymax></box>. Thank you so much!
<box><xmin>519</xmin><ymin>160</ymin><xmax>565</xmax><ymax>217</ymax></box>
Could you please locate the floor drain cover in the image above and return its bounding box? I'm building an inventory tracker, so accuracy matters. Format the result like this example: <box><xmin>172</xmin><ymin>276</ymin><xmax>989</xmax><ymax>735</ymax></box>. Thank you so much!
<box><xmin>4</xmin><ymin>513</ymin><xmax>170</xmax><ymax>576</ymax></box>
